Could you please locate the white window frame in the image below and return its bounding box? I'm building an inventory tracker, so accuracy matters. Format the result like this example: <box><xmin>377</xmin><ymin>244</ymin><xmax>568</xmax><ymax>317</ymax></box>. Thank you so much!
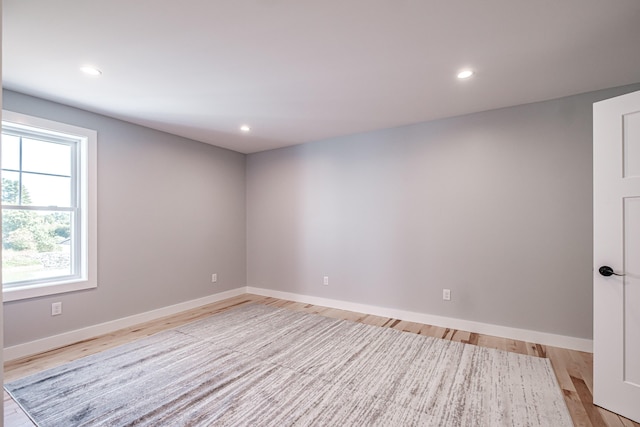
<box><xmin>2</xmin><ymin>110</ymin><xmax>97</xmax><ymax>301</ymax></box>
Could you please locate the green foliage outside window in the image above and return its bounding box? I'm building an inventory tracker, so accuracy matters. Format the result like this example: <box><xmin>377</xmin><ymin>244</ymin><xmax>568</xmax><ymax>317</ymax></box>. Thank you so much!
<box><xmin>1</xmin><ymin>177</ymin><xmax>70</xmax><ymax>252</ymax></box>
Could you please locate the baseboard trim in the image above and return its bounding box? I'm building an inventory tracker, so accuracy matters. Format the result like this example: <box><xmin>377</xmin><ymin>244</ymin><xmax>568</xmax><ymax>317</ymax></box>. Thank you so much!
<box><xmin>246</xmin><ymin>287</ymin><xmax>593</xmax><ymax>353</ymax></box>
<box><xmin>4</xmin><ymin>286</ymin><xmax>593</xmax><ymax>361</ymax></box>
<box><xmin>3</xmin><ymin>287</ymin><xmax>247</xmax><ymax>362</ymax></box>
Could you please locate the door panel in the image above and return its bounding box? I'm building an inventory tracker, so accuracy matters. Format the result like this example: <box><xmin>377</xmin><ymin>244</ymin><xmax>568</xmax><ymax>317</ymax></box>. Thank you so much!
<box><xmin>624</xmin><ymin>111</ymin><xmax>640</xmax><ymax>178</ymax></box>
<box><xmin>593</xmin><ymin>89</ymin><xmax>640</xmax><ymax>423</ymax></box>
<box><xmin>624</xmin><ymin>197</ymin><xmax>640</xmax><ymax>386</ymax></box>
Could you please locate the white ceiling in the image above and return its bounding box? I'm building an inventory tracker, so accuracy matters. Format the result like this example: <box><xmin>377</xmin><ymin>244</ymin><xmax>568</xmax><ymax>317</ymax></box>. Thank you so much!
<box><xmin>3</xmin><ymin>1</ymin><xmax>640</xmax><ymax>154</ymax></box>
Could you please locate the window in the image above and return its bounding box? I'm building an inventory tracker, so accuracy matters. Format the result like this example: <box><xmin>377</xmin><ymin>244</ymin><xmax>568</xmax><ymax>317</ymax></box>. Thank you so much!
<box><xmin>2</xmin><ymin>111</ymin><xmax>97</xmax><ymax>301</ymax></box>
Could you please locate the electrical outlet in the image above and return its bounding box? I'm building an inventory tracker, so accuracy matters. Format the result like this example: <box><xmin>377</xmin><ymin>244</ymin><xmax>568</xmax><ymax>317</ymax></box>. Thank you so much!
<box><xmin>51</xmin><ymin>302</ymin><xmax>62</xmax><ymax>316</ymax></box>
<box><xmin>442</xmin><ymin>289</ymin><xmax>451</xmax><ymax>301</ymax></box>
<box><xmin>323</xmin><ymin>276</ymin><xmax>329</xmax><ymax>286</ymax></box>
<box><xmin>211</xmin><ymin>273</ymin><xmax>218</xmax><ymax>283</ymax></box>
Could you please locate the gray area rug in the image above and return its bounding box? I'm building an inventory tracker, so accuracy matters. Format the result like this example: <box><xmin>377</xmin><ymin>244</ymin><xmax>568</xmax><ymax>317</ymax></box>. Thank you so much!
<box><xmin>5</xmin><ymin>304</ymin><xmax>573</xmax><ymax>426</ymax></box>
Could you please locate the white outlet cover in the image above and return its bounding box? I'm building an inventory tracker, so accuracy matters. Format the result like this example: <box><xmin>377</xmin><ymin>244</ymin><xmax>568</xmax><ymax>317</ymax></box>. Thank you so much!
<box><xmin>51</xmin><ymin>302</ymin><xmax>62</xmax><ymax>316</ymax></box>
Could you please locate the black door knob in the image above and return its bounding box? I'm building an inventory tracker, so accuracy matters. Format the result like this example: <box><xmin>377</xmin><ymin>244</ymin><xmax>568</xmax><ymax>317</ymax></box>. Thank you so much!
<box><xmin>599</xmin><ymin>266</ymin><xmax>624</xmax><ymax>277</ymax></box>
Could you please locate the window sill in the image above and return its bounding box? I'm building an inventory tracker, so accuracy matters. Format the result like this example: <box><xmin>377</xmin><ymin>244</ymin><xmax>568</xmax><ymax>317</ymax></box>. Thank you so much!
<box><xmin>3</xmin><ymin>279</ymin><xmax>97</xmax><ymax>302</ymax></box>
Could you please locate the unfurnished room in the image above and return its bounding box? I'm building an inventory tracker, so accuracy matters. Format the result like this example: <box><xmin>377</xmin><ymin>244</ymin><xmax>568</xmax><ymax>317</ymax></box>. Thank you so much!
<box><xmin>1</xmin><ymin>1</ymin><xmax>640</xmax><ymax>426</ymax></box>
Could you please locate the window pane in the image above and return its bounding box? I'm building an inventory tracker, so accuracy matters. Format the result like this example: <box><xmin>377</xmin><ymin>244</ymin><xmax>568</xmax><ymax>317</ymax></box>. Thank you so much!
<box><xmin>22</xmin><ymin>138</ymin><xmax>71</xmax><ymax>176</ymax></box>
<box><xmin>1</xmin><ymin>134</ymin><xmax>21</xmax><ymax>171</ymax></box>
<box><xmin>1</xmin><ymin>112</ymin><xmax>95</xmax><ymax>300</ymax></box>
<box><xmin>22</xmin><ymin>172</ymin><xmax>71</xmax><ymax>207</ymax></box>
<box><xmin>2</xmin><ymin>209</ymin><xmax>72</xmax><ymax>284</ymax></box>
<box><xmin>2</xmin><ymin>171</ymin><xmax>22</xmax><ymax>205</ymax></box>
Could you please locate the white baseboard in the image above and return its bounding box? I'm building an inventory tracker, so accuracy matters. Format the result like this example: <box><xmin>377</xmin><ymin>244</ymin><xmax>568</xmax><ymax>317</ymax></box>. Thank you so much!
<box><xmin>246</xmin><ymin>287</ymin><xmax>593</xmax><ymax>353</ymax></box>
<box><xmin>4</xmin><ymin>286</ymin><xmax>592</xmax><ymax>361</ymax></box>
<box><xmin>3</xmin><ymin>287</ymin><xmax>247</xmax><ymax>362</ymax></box>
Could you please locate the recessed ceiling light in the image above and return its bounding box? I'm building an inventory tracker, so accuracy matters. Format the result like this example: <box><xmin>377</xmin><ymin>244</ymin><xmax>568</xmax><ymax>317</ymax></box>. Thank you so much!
<box><xmin>80</xmin><ymin>66</ymin><xmax>102</xmax><ymax>76</ymax></box>
<box><xmin>240</xmin><ymin>125</ymin><xmax>251</xmax><ymax>132</ymax></box>
<box><xmin>457</xmin><ymin>70</ymin><xmax>474</xmax><ymax>79</ymax></box>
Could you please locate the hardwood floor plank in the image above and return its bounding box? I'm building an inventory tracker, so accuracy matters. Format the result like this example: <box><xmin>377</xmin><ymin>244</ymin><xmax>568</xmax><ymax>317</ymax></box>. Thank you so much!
<box><xmin>4</xmin><ymin>293</ymin><xmax>638</xmax><ymax>427</ymax></box>
<box><xmin>619</xmin><ymin>415</ymin><xmax>640</xmax><ymax>427</ymax></box>
<box><xmin>597</xmin><ymin>407</ymin><xmax>629</xmax><ymax>427</ymax></box>
<box><xmin>476</xmin><ymin>334</ymin><xmax>508</xmax><ymax>351</ymax></box>
<box><xmin>564</xmin><ymin>388</ymin><xmax>595</xmax><ymax>427</ymax></box>
<box><xmin>572</xmin><ymin>375</ymin><xmax>607</xmax><ymax>427</ymax></box>
<box><xmin>546</xmin><ymin>346</ymin><xmax>578</xmax><ymax>392</ymax></box>
<box><xmin>504</xmin><ymin>338</ymin><xmax>521</xmax><ymax>354</ymax></box>
<box><xmin>572</xmin><ymin>349</ymin><xmax>595</xmax><ymax>394</ymax></box>
<box><xmin>416</xmin><ymin>324</ymin><xmax>448</xmax><ymax>339</ymax></box>
<box><xmin>359</xmin><ymin>314</ymin><xmax>391</xmax><ymax>327</ymax></box>
<box><xmin>464</xmin><ymin>332</ymin><xmax>480</xmax><ymax>346</ymax></box>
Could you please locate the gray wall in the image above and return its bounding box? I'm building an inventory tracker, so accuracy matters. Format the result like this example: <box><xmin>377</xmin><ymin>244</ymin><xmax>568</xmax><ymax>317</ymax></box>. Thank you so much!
<box><xmin>247</xmin><ymin>83</ymin><xmax>640</xmax><ymax>340</ymax></box>
<box><xmin>5</xmin><ymin>83</ymin><xmax>640</xmax><ymax>346</ymax></box>
<box><xmin>3</xmin><ymin>90</ymin><xmax>247</xmax><ymax>347</ymax></box>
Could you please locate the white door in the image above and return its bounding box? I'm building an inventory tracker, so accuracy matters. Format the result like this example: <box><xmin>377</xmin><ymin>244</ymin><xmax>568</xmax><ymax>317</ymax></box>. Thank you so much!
<box><xmin>594</xmin><ymin>89</ymin><xmax>640</xmax><ymax>423</ymax></box>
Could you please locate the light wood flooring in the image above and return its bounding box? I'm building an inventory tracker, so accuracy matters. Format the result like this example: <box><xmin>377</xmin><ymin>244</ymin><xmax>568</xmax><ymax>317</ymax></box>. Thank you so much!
<box><xmin>4</xmin><ymin>293</ymin><xmax>639</xmax><ymax>427</ymax></box>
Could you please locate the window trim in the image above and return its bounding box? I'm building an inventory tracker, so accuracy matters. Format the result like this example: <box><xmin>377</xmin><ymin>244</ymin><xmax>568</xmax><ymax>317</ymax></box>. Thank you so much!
<box><xmin>2</xmin><ymin>110</ymin><xmax>97</xmax><ymax>302</ymax></box>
